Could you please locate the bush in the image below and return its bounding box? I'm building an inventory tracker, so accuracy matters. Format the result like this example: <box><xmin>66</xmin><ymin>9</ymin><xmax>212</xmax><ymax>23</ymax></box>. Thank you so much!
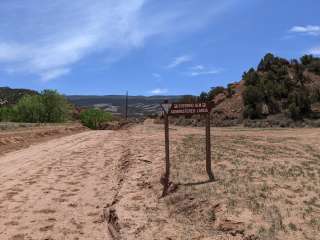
<box><xmin>80</xmin><ymin>108</ymin><xmax>112</xmax><ymax>129</ymax></box>
<box><xmin>300</xmin><ymin>55</ymin><xmax>314</xmax><ymax>66</ymax></box>
<box><xmin>0</xmin><ymin>90</ymin><xmax>72</xmax><ymax>123</ymax></box>
<box><xmin>288</xmin><ymin>103</ymin><xmax>301</xmax><ymax>120</ymax></box>
<box><xmin>40</xmin><ymin>90</ymin><xmax>72</xmax><ymax>122</ymax></box>
<box><xmin>207</xmin><ymin>86</ymin><xmax>225</xmax><ymax>101</ymax></box>
<box><xmin>0</xmin><ymin>106</ymin><xmax>17</xmax><ymax>121</ymax></box>
<box><xmin>288</xmin><ymin>90</ymin><xmax>311</xmax><ymax>118</ymax></box>
<box><xmin>227</xmin><ymin>84</ymin><xmax>235</xmax><ymax>97</ymax></box>
<box><xmin>242</xmin><ymin>53</ymin><xmax>316</xmax><ymax>120</ymax></box>
<box><xmin>243</xmin><ymin>68</ymin><xmax>260</xmax><ymax>86</ymax></box>
<box><xmin>15</xmin><ymin>95</ymin><xmax>45</xmax><ymax>122</ymax></box>
<box><xmin>198</xmin><ymin>92</ymin><xmax>208</xmax><ymax>102</ymax></box>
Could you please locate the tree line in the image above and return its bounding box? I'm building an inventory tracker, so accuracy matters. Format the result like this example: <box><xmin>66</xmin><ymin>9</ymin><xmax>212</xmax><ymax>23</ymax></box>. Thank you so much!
<box><xmin>0</xmin><ymin>89</ymin><xmax>112</xmax><ymax>129</ymax></box>
<box><xmin>0</xmin><ymin>90</ymin><xmax>72</xmax><ymax>123</ymax></box>
<box><xmin>243</xmin><ymin>53</ymin><xmax>320</xmax><ymax>120</ymax></box>
<box><xmin>179</xmin><ymin>53</ymin><xmax>320</xmax><ymax>121</ymax></box>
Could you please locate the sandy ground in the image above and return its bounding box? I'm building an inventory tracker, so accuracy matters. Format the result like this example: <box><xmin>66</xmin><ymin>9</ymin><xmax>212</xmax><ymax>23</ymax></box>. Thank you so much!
<box><xmin>0</xmin><ymin>130</ymin><xmax>120</xmax><ymax>239</ymax></box>
<box><xmin>1</xmin><ymin>121</ymin><xmax>320</xmax><ymax>240</ymax></box>
<box><xmin>0</xmin><ymin>123</ymin><xmax>86</xmax><ymax>156</ymax></box>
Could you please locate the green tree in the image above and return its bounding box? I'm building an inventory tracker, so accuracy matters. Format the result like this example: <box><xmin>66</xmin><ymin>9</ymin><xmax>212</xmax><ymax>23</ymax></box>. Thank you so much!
<box><xmin>288</xmin><ymin>90</ymin><xmax>311</xmax><ymax>120</ymax></box>
<box><xmin>15</xmin><ymin>95</ymin><xmax>45</xmax><ymax>122</ymax></box>
<box><xmin>243</xmin><ymin>85</ymin><xmax>264</xmax><ymax>119</ymax></box>
<box><xmin>41</xmin><ymin>90</ymin><xmax>72</xmax><ymax>122</ymax></box>
<box><xmin>198</xmin><ymin>92</ymin><xmax>208</xmax><ymax>102</ymax></box>
<box><xmin>227</xmin><ymin>84</ymin><xmax>235</xmax><ymax>97</ymax></box>
<box><xmin>207</xmin><ymin>86</ymin><xmax>225</xmax><ymax>101</ymax></box>
<box><xmin>0</xmin><ymin>90</ymin><xmax>73</xmax><ymax>123</ymax></box>
<box><xmin>300</xmin><ymin>55</ymin><xmax>314</xmax><ymax>66</ymax></box>
<box><xmin>0</xmin><ymin>106</ymin><xmax>17</xmax><ymax>121</ymax></box>
<box><xmin>80</xmin><ymin>108</ymin><xmax>112</xmax><ymax>129</ymax></box>
<box><xmin>243</xmin><ymin>68</ymin><xmax>260</xmax><ymax>86</ymax></box>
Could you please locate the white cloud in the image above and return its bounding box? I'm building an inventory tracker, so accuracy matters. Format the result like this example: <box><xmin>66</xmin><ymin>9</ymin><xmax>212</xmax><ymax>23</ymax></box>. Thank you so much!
<box><xmin>190</xmin><ymin>70</ymin><xmax>221</xmax><ymax>76</ymax></box>
<box><xmin>308</xmin><ymin>47</ymin><xmax>320</xmax><ymax>55</ymax></box>
<box><xmin>150</xmin><ymin>88</ymin><xmax>168</xmax><ymax>95</ymax></box>
<box><xmin>290</xmin><ymin>25</ymin><xmax>320</xmax><ymax>36</ymax></box>
<box><xmin>0</xmin><ymin>0</ymin><xmax>235</xmax><ymax>81</ymax></box>
<box><xmin>191</xmin><ymin>65</ymin><xmax>205</xmax><ymax>71</ymax></box>
<box><xmin>188</xmin><ymin>65</ymin><xmax>222</xmax><ymax>76</ymax></box>
<box><xmin>167</xmin><ymin>55</ymin><xmax>192</xmax><ymax>68</ymax></box>
<box><xmin>40</xmin><ymin>68</ymin><xmax>71</xmax><ymax>82</ymax></box>
<box><xmin>152</xmin><ymin>73</ymin><xmax>161</xmax><ymax>78</ymax></box>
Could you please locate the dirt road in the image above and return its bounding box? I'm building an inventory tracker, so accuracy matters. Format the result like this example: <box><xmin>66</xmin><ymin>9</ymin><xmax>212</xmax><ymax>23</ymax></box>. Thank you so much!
<box><xmin>1</xmin><ymin>121</ymin><xmax>320</xmax><ymax>240</ymax></box>
<box><xmin>0</xmin><ymin>129</ymin><xmax>126</xmax><ymax>240</ymax></box>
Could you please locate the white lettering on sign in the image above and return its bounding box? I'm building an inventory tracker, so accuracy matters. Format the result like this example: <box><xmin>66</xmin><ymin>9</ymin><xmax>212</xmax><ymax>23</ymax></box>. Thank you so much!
<box><xmin>168</xmin><ymin>102</ymin><xmax>211</xmax><ymax>115</ymax></box>
<box><xmin>172</xmin><ymin>103</ymin><xmax>207</xmax><ymax>109</ymax></box>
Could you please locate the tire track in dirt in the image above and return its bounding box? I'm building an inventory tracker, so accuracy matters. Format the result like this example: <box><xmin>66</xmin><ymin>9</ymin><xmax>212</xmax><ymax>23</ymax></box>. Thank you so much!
<box><xmin>103</xmin><ymin>121</ymin><xmax>194</xmax><ymax>240</ymax></box>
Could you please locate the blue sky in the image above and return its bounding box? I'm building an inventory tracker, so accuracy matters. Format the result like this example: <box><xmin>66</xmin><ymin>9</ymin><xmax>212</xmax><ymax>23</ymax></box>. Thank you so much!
<box><xmin>0</xmin><ymin>0</ymin><xmax>319</xmax><ymax>96</ymax></box>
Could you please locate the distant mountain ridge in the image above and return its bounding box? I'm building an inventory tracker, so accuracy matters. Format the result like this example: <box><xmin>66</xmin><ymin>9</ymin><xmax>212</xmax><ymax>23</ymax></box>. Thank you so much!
<box><xmin>67</xmin><ymin>95</ymin><xmax>183</xmax><ymax>117</ymax></box>
<box><xmin>67</xmin><ymin>95</ymin><xmax>182</xmax><ymax>107</ymax></box>
<box><xmin>0</xmin><ymin>87</ymin><xmax>38</xmax><ymax>106</ymax></box>
<box><xmin>0</xmin><ymin>87</ymin><xmax>184</xmax><ymax>117</ymax></box>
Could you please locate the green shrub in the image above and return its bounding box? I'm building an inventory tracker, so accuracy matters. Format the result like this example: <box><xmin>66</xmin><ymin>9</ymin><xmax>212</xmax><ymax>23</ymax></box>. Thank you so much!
<box><xmin>288</xmin><ymin>103</ymin><xmax>301</xmax><ymax>120</ymax></box>
<box><xmin>0</xmin><ymin>90</ymin><xmax>72</xmax><ymax>123</ymax></box>
<box><xmin>242</xmin><ymin>53</ymin><xmax>315</xmax><ymax>120</ymax></box>
<box><xmin>288</xmin><ymin>90</ymin><xmax>311</xmax><ymax>119</ymax></box>
<box><xmin>243</xmin><ymin>68</ymin><xmax>260</xmax><ymax>86</ymax></box>
<box><xmin>0</xmin><ymin>106</ymin><xmax>17</xmax><ymax>121</ymax></box>
<box><xmin>40</xmin><ymin>90</ymin><xmax>72</xmax><ymax>122</ymax></box>
<box><xmin>208</xmin><ymin>86</ymin><xmax>225</xmax><ymax>101</ymax></box>
<box><xmin>227</xmin><ymin>84</ymin><xmax>235</xmax><ymax>97</ymax></box>
<box><xmin>15</xmin><ymin>95</ymin><xmax>45</xmax><ymax>122</ymax></box>
<box><xmin>80</xmin><ymin>108</ymin><xmax>112</xmax><ymax>129</ymax></box>
<box><xmin>198</xmin><ymin>92</ymin><xmax>208</xmax><ymax>102</ymax></box>
<box><xmin>300</xmin><ymin>55</ymin><xmax>314</xmax><ymax>66</ymax></box>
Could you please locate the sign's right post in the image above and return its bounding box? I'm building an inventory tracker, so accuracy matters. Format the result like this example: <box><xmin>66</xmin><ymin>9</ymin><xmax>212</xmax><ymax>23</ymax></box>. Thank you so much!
<box><xmin>205</xmin><ymin>111</ymin><xmax>215</xmax><ymax>181</ymax></box>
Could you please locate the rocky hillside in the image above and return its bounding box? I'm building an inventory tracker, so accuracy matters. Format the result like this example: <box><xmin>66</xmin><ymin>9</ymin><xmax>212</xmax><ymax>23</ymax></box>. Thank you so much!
<box><xmin>208</xmin><ymin>54</ymin><xmax>320</xmax><ymax>127</ymax></box>
<box><xmin>0</xmin><ymin>87</ymin><xmax>38</xmax><ymax>106</ymax></box>
<box><xmin>170</xmin><ymin>54</ymin><xmax>320</xmax><ymax>127</ymax></box>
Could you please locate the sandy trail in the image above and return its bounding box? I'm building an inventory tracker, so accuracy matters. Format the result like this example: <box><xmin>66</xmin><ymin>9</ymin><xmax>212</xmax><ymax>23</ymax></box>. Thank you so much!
<box><xmin>0</xmin><ymin>130</ymin><xmax>127</xmax><ymax>240</ymax></box>
<box><xmin>2</xmin><ymin>121</ymin><xmax>319</xmax><ymax>240</ymax></box>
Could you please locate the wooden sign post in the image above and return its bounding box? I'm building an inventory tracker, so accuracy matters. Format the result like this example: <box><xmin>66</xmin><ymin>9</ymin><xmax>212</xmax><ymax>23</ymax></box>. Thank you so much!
<box><xmin>160</xmin><ymin>101</ymin><xmax>215</xmax><ymax>197</ymax></box>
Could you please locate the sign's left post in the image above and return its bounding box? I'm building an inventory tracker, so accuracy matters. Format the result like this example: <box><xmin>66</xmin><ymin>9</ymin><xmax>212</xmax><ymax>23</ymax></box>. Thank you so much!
<box><xmin>160</xmin><ymin>101</ymin><xmax>172</xmax><ymax>197</ymax></box>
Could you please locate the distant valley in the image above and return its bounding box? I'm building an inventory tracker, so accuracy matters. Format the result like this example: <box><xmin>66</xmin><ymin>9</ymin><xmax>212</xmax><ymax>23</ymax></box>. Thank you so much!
<box><xmin>67</xmin><ymin>95</ymin><xmax>183</xmax><ymax>117</ymax></box>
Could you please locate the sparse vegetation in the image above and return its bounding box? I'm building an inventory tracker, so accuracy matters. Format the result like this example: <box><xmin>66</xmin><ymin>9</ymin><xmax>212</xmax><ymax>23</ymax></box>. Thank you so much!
<box><xmin>166</xmin><ymin>128</ymin><xmax>320</xmax><ymax>240</ymax></box>
<box><xmin>80</xmin><ymin>108</ymin><xmax>112</xmax><ymax>129</ymax></box>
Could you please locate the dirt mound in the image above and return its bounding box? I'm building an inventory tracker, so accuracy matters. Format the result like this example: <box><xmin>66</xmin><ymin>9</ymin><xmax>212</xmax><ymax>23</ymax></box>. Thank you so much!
<box><xmin>0</xmin><ymin>123</ymin><xmax>86</xmax><ymax>155</ymax></box>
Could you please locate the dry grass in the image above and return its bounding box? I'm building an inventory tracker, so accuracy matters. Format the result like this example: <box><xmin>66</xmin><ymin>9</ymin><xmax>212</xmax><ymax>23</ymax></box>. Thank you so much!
<box><xmin>165</xmin><ymin>128</ymin><xmax>320</xmax><ymax>240</ymax></box>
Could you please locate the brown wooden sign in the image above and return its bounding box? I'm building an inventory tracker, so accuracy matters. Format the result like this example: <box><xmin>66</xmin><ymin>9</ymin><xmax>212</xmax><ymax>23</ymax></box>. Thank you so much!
<box><xmin>160</xmin><ymin>101</ymin><xmax>215</xmax><ymax>197</ymax></box>
<box><xmin>169</xmin><ymin>102</ymin><xmax>212</xmax><ymax>115</ymax></box>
